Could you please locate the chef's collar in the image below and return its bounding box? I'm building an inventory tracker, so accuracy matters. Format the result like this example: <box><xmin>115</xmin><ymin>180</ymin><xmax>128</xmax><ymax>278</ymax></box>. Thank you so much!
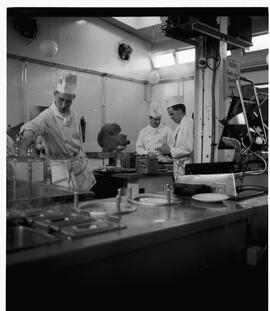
<box><xmin>147</xmin><ymin>123</ymin><xmax>161</xmax><ymax>131</ymax></box>
<box><xmin>51</xmin><ymin>102</ymin><xmax>71</xmax><ymax>120</ymax></box>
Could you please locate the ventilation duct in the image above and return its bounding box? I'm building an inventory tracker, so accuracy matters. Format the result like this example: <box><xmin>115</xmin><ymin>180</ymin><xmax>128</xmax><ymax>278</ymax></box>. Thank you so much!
<box><xmin>14</xmin><ymin>17</ymin><xmax>37</xmax><ymax>39</ymax></box>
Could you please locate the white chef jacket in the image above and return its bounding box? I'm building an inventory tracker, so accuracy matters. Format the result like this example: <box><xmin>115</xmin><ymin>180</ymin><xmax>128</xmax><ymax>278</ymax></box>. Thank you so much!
<box><xmin>170</xmin><ymin>115</ymin><xmax>194</xmax><ymax>180</ymax></box>
<box><xmin>20</xmin><ymin>103</ymin><xmax>96</xmax><ymax>191</ymax></box>
<box><xmin>136</xmin><ymin>123</ymin><xmax>174</xmax><ymax>162</ymax></box>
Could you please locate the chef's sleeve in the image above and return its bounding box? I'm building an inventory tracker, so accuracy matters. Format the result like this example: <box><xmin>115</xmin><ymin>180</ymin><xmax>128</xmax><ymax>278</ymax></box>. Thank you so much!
<box><xmin>135</xmin><ymin>128</ymin><xmax>147</xmax><ymax>155</ymax></box>
<box><xmin>20</xmin><ymin>110</ymin><xmax>49</xmax><ymax>138</ymax></box>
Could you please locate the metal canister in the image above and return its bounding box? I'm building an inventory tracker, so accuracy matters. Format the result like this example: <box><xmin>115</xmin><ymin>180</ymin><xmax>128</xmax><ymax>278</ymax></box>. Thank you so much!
<box><xmin>135</xmin><ymin>156</ymin><xmax>158</xmax><ymax>174</ymax></box>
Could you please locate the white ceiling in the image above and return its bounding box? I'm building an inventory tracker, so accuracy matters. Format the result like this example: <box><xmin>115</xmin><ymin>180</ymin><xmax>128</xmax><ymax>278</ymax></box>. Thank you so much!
<box><xmin>7</xmin><ymin>8</ymin><xmax>268</xmax><ymax>52</ymax></box>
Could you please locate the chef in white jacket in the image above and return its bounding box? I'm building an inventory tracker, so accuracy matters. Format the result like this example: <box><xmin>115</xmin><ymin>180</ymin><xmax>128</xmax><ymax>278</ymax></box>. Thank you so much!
<box><xmin>156</xmin><ymin>96</ymin><xmax>193</xmax><ymax>181</ymax></box>
<box><xmin>19</xmin><ymin>72</ymin><xmax>96</xmax><ymax>191</ymax></box>
<box><xmin>136</xmin><ymin>101</ymin><xmax>174</xmax><ymax>162</ymax></box>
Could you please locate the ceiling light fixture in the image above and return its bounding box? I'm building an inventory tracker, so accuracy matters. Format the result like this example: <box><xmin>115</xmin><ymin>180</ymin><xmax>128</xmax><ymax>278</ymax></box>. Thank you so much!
<box><xmin>39</xmin><ymin>18</ymin><xmax>58</xmax><ymax>57</ymax></box>
<box><xmin>146</xmin><ymin>70</ymin><xmax>160</xmax><ymax>85</ymax></box>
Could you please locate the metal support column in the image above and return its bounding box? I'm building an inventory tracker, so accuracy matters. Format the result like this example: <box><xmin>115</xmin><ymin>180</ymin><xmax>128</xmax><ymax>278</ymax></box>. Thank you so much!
<box><xmin>101</xmin><ymin>75</ymin><xmax>107</xmax><ymax>126</ymax></box>
<box><xmin>194</xmin><ymin>36</ymin><xmax>213</xmax><ymax>163</ymax></box>
<box><xmin>194</xmin><ymin>17</ymin><xmax>229</xmax><ymax>163</ymax></box>
<box><xmin>216</xmin><ymin>17</ymin><xmax>229</xmax><ymax>162</ymax></box>
<box><xmin>194</xmin><ymin>36</ymin><xmax>204</xmax><ymax>163</ymax></box>
<box><xmin>21</xmin><ymin>61</ymin><xmax>28</xmax><ymax>123</ymax></box>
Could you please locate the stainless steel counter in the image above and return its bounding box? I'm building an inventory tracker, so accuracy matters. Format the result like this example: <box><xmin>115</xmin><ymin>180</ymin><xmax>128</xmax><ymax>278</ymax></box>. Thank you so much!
<box><xmin>6</xmin><ymin>192</ymin><xmax>268</xmax><ymax>311</ymax></box>
<box><xmin>6</xmin><ymin>193</ymin><xmax>267</xmax><ymax>267</ymax></box>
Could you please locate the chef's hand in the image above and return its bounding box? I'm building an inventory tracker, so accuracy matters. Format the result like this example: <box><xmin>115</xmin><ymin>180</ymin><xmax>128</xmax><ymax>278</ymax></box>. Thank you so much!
<box><xmin>147</xmin><ymin>151</ymin><xmax>157</xmax><ymax>158</ymax></box>
<box><xmin>156</xmin><ymin>143</ymin><xmax>171</xmax><ymax>155</ymax></box>
<box><xmin>20</xmin><ymin>130</ymin><xmax>36</xmax><ymax>150</ymax></box>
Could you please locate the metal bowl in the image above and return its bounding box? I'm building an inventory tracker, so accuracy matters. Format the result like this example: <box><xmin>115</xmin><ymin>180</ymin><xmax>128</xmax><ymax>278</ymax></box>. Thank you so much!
<box><xmin>127</xmin><ymin>193</ymin><xmax>182</xmax><ymax>206</ymax></box>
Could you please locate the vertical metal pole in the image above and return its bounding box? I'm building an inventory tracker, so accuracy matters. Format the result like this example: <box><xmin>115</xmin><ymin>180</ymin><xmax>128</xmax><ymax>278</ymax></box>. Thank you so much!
<box><xmin>195</xmin><ymin>17</ymin><xmax>229</xmax><ymax>163</ymax></box>
<box><xmin>12</xmin><ymin>158</ymin><xmax>17</xmax><ymax>201</ymax></box>
<box><xmin>145</xmin><ymin>83</ymin><xmax>152</xmax><ymax>103</ymax></box>
<box><xmin>21</xmin><ymin>61</ymin><xmax>28</xmax><ymax>123</ymax></box>
<box><xmin>200</xmin><ymin>68</ymin><xmax>205</xmax><ymax>163</ymax></box>
<box><xmin>216</xmin><ymin>16</ymin><xmax>229</xmax><ymax>162</ymax></box>
<box><xmin>202</xmin><ymin>60</ymin><xmax>213</xmax><ymax>163</ymax></box>
<box><xmin>27</xmin><ymin>149</ymin><xmax>33</xmax><ymax>208</ymax></box>
<box><xmin>194</xmin><ymin>36</ymin><xmax>204</xmax><ymax>163</ymax></box>
<box><xmin>101</xmin><ymin>75</ymin><xmax>107</xmax><ymax>126</ymax></box>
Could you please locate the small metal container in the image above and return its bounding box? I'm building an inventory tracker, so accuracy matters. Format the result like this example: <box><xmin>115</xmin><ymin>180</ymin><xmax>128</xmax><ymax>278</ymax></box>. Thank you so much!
<box><xmin>135</xmin><ymin>156</ymin><xmax>158</xmax><ymax>174</ymax></box>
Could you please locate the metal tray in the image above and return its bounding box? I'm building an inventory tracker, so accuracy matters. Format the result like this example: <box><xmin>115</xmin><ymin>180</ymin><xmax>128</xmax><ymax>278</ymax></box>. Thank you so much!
<box><xmin>32</xmin><ymin>212</ymin><xmax>92</xmax><ymax>230</ymax></box>
<box><xmin>57</xmin><ymin>218</ymin><xmax>126</xmax><ymax>240</ymax></box>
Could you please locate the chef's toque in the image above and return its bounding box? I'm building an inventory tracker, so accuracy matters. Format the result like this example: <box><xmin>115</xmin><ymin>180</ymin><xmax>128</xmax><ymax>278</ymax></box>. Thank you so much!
<box><xmin>149</xmin><ymin>101</ymin><xmax>162</xmax><ymax>118</ymax></box>
<box><xmin>56</xmin><ymin>72</ymin><xmax>77</xmax><ymax>94</ymax></box>
<box><xmin>165</xmin><ymin>95</ymin><xmax>184</xmax><ymax>110</ymax></box>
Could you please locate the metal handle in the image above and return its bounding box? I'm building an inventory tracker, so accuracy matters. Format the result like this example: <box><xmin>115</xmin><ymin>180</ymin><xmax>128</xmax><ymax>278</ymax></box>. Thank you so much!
<box><xmin>115</xmin><ymin>195</ymin><xmax>121</xmax><ymax>214</ymax></box>
<box><xmin>166</xmin><ymin>188</ymin><xmax>171</xmax><ymax>204</ymax></box>
<box><xmin>73</xmin><ymin>191</ymin><xmax>80</xmax><ymax>212</ymax></box>
<box><xmin>127</xmin><ymin>187</ymin><xmax>132</xmax><ymax>200</ymax></box>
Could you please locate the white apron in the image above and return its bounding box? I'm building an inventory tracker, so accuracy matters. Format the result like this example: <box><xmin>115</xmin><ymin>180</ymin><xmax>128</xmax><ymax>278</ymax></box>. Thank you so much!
<box><xmin>50</xmin><ymin>151</ymin><xmax>96</xmax><ymax>191</ymax></box>
<box><xmin>171</xmin><ymin>116</ymin><xmax>194</xmax><ymax>182</ymax></box>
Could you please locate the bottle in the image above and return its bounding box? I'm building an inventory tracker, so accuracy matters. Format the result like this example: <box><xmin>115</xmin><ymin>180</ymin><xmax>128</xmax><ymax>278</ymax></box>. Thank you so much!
<box><xmin>80</xmin><ymin>116</ymin><xmax>86</xmax><ymax>142</ymax></box>
<box><xmin>14</xmin><ymin>135</ymin><xmax>21</xmax><ymax>157</ymax></box>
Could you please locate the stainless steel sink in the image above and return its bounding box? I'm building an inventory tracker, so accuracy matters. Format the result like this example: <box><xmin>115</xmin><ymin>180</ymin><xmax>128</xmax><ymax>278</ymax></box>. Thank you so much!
<box><xmin>127</xmin><ymin>193</ymin><xmax>182</xmax><ymax>206</ymax></box>
<box><xmin>7</xmin><ymin>226</ymin><xmax>61</xmax><ymax>253</ymax></box>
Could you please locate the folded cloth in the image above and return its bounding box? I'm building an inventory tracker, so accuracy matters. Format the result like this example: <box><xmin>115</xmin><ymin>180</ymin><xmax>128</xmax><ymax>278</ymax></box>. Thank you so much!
<box><xmin>50</xmin><ymin>151</ymin><xmax>96</xmax><ymax>191</ymax></box>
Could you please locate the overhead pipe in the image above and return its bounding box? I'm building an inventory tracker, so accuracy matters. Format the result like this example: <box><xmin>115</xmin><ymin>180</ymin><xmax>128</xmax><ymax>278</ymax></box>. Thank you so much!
<box><xmin>8</xmin><ymin>53</ymin><xmax>195</xmax><ymax>86</ymax></box>
<box><xmin>8</xmin><ymin>53</ymin><xmax>145</xmax><ymax>85</ymax></box>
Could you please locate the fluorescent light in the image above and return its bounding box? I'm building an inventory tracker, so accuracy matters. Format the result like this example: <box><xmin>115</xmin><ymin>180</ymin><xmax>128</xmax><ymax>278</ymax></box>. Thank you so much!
<box><xmin>113</xmin><ymin>17</ymin><xmax>161</xmax><ymax>29</ymax></box>
<box><xmin>246</xmin><ymin>33</ymin><xmax>269</xmax><ymax>52</ymax></box>
<box><xmin>175</xmin><ymin>48</ymin><xmax>195</xmax><ymax>64</ymax></box>
<box><xmin>152</xmin><ymin>53</ymin><xmax>175</xmax><ymax>68</ymax></box>
<box><xmin>227</xmin><ymin>50</ymin><xmax>231</xmax><ymax>56</ymax></box>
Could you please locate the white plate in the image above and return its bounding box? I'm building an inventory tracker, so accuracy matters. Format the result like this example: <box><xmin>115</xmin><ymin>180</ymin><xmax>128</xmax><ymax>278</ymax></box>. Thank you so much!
<box><xmin>191</xmin><ymin>193</ymin><xmax>229</xmax><ymax>203</ymax></box>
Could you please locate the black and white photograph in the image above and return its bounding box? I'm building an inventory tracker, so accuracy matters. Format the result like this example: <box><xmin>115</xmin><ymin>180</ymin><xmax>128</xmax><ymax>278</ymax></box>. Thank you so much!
<box><xmin>3</xmin><ymin>1</ymin><xmax>269</xmax><ymax>310</ymax></box>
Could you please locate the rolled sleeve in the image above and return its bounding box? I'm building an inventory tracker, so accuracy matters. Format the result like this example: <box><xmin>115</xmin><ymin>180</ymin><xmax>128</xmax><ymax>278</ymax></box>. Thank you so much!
<box><xmin>20</xmin><ymin>111</ymin><xmax>49</xmax><ymax>138</ymax></box>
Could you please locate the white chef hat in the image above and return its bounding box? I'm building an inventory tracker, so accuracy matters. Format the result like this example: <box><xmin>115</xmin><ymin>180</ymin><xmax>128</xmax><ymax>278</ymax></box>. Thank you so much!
<box><xmin>56</xmin><ymin>72</ymin><xmax>77</xmax><ymax>94</ymax></box>
<box><xmin>165</xmin><ymin>95</ymin><xmax>184</xmax><ymax>110</ymax></box>
<box><xmin>149</xmin><ymin>101</ymin><xmax>162</xmax><ymax>118</ymax></box>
